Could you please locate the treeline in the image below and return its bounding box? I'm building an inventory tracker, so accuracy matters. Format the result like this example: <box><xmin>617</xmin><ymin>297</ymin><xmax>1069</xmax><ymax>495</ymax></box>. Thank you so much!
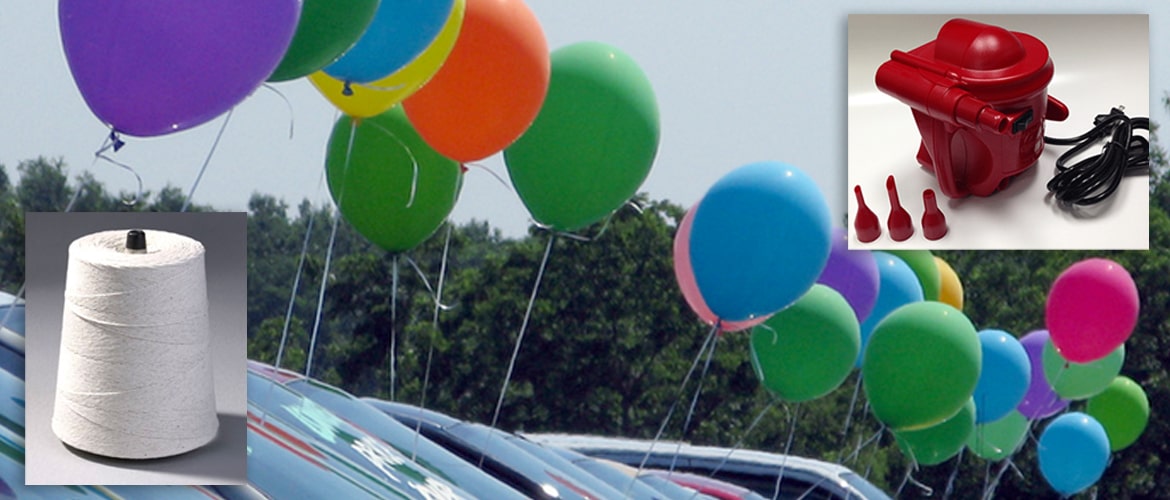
<box><xmin>1</xmin><ymin>155</ymin><xmax>1167</xmax><ymax>497</ymax></box>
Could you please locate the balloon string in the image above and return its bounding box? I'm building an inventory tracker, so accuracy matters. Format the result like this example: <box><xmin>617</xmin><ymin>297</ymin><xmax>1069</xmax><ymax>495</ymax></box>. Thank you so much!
<box><xmin>841</xmin><ymin>375</ymin><xmax>863</xmax><ymax>439</ymax></box>
<box><xmin>464</xmin><ymin>162</ymin><xmax>515</xmax><ymax>194</ymax></box>
<box><xmin>181</xmin><ymin>108</ymin><xmax>234</xmax><ymax>212</ymax></box>
<box><xmin>896</xmin><ymin>460</ymin><xmax>933</xmax><ymax>497</ymax></box>
<box><xmin>274</xmin><ymin>174</ymin><xmax>324</xmax><ymax>372</ymax></box>
<box><xmin>402</xmin><ymin>255</ymin><xmax>453</xmax><ymax>310</ymax></box>
<box><xmin>626</xmin><ymin>325</ymin><xmax>717</xmax><ymax>497</ymax></box>
<box><xmin>771</xmin><ymin>402</ymin><xmax>802</xmax><ymax>500</ymax></box>
<box><xmin>389</xmin><ymin>255</ymin><xmax>399</xmax><ymax>402</ymax></box>
<box><xmin>304</xmin><ymin>120</ymin><xmax>356</xmax><ymax>377</ymax></box>
<box><xmin>668</xmin><ymin>331</ymin><xmax>721</xmax><ymax>477</ymax></box>
<box><xmin>95</xmin><ymin>152</ymin><xmax>144</xmax><ymax>206</ymax></box>
<box><xmin>481</xmin><ymin>234</ymin><xmax>556</xmax><ymax>467</ymax></box>
<box><xmin>982</xmin><ymin>458</ymin><xmax>1015</xmax><ymax>500</ymax></box>
<box><xmin>943</xmin><ymin>447</ymin><xmax>964</xmax><ymax>499</ymax></box>
<box><xmin>708</xmin><ymin>398</ymin><xmax>778</xmax><ymax>478</ymax></box>
<box><xmin>531</xmin><ymin>200</ymin><xmax>637</xmax><ymax>243</ymax></box>
<box><xmin>261</xmin><ymin>83</ymin><xmax>296</xmax><ymax>139</ymax></box>
<box><xmin>304</xmin><ymin>208</ymin><xmax>340</xmax><ymax>378</ymax></box>
<box><xmin>844</xmin><ymin>425</ymin><xmax>884</xmax><ymax>465</ymax></box>
<box><xmin>356</xmin><ymin>81</ymin><xmax>406</xmax><ymax>93</ymax></box>
<box><xmin>414</xmin><ymin>222</ymin><xmax>453</xmax><ymax>462</ymax></box>
<box><xmin>365</xmin><ymin>118</ymin><xmax>419</xmax><ymax>208</ymax></box>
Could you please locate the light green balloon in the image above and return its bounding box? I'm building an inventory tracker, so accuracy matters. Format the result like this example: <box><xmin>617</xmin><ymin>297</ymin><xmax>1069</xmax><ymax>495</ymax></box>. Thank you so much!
<box><xmin>504</xmin><ymin>42</ymin><xmax>660</xmax><ymax>231</ymax></box>
<box><xmin>967</xmin><ymin>411</ymin><xmax>1029</xmax><ymax>461</ymax></box>
<box><xmin>1086</xmin><ymin>376</ymin><xmax>1149</xmax><ymax>451</ymax></box>
<box><xmin>887</xmin><ymin>250</ymin><xmax>940</xmax><ymax>302</ymax></box>
<box><xmin>750</xmin><ymin>285</ymin><xmax>860</xmax><ymax>402</ymax></box>
<box><xmin>895</xmin><ymin>399</ymin><xmax>975</xmax><ymax>466</ymax></box>
<box><xmin>326</xmin><ymin>107</ymin><xmax>462</xmax><ymax>253</ymax></box>
<box><xmin>863</xmin><ymin>301</ymin><xmax>981</xmax><ymax>431</ymax></box>
<box><xmin>1042</xmin><ymin>340</ymin><xmax>1124</xmax><ymax>400</ymax></box>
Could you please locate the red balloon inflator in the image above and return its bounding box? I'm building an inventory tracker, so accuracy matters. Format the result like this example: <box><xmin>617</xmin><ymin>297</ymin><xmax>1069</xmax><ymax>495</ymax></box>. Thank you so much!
<box><xmin>876</xmin><ymin>18</ymin><xmax>1069</xmax><ymax>199</ymax></box>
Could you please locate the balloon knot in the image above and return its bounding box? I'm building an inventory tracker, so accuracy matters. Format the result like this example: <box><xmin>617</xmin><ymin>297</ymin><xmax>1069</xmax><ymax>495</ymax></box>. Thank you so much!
<box><xmin>109</xmin><ymin>131</ymin><xmax>125</xmax><ymax>152</ymax></box>
<box><xmin>342</xmin><ymin>81</ymin><xmax>354</xmax><ymax>97</ymax></box>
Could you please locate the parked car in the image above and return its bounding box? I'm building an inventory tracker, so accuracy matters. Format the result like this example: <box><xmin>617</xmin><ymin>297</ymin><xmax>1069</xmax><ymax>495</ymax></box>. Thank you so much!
<box><xmin>525</xmin><ymin>434</ymin><xmax>892</xmax><ymax>499</ymax></box>
<box><xmin>247</xmin><ymin>367</ymin><xmax>472</xmax><ymax>499</ymax></box>
<box><xmin>549</xmin><ymin>445</ymin><xmax>718</xmax><ymax>500</ymax></box>
<box><xmin>249</xmin><ymin>360</ymin><xmax>525</xmax><ymax>498</ymax></box>
<box><xmin>366</xmin><ymin>399</ymin><xmax>624</xmax><ymax>500</ymax></box>
<box><xmin>643</xmin><ymin>469</ymin><xmax>770</xmax><ymax>500</ymax></box>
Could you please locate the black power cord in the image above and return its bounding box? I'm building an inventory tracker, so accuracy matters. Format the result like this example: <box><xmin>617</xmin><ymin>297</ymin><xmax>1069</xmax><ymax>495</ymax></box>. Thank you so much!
<box><xmin>1043</xmin><ymin>107</ymin><xmax>1149</xmax><ymax>206</ymax></box>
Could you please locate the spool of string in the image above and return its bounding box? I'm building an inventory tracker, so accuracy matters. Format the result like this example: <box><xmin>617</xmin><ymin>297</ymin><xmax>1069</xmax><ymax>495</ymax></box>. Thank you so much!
<box><xmin>52</xmin><ymin>229</ymin><xmax>217</xmax><ymax>459</ymax></box>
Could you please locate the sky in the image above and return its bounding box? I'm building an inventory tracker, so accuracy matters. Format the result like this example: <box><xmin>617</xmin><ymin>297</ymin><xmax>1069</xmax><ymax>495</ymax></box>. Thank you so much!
<box><xmin>2</xmin><ymin>0</ymin><xmax>1167</xmax><ymax>239</ymax></box>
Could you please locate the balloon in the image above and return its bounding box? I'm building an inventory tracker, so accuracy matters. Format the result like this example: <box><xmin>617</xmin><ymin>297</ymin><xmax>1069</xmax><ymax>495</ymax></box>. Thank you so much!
<box><xmin>750</xmin><ymin>285</ymin><xmax>860</xmax><ymax>402</ymax></box>
<box><xmin>967</xmin><ymin>411</ymin><xmax>1028</xmax><ymax>461</ymax></box>
<box><xmin>857</xmin><ymin>252</ymin><xmax>924</xmax><ymax>367</ymax></box>
<box><xmin>895</xmin><ymin>399</ymin><xmax>974</xmax><ymax>466</ymax></box>
<box><xmin>324</xmin><ymin>0</ymin><xmax>455</xmax><ymax>84</ymax></box>
<box><xmin>309</xmin><ymin>0</ymin><xmax>465</xmax><ymax>118</ymax></box>
<box><xmin>504</xmin><ymin>42</ymin><xmax>658</xmax><ymax>231</ymax></box>
<box><xmin>886</xmin><ymin>250</ymin><xmax>940</xmax><ymax>302</ymax></box>
<box><xmin>1086</xmin><ymin>376</ymin><xmax>1149</xmax><ymax>451</ymax></box>
<box><xmin>934</xmin><ymin>256</ymin><xmax>964</xmax><ymax>310</ymax></box>
<box><xmin>1046</xmin><ymin>258</ymin><xmax>1139</xmax><ymax>363</ymax></box>
<box><xmin>267</xmin><ymin>0</ymin><xmax>380</xmax><ymax>82</ymax></box>
<box><xmin>1043</xmin><ymin>341</ymin><xmax>1124</xmax><ymax>400</ymax></box>
<box><xmin>971</xmin><ymin>329</ymin><xmax>1030</xmax><ymax>423</ymax></box>
<box><xmin>673</xmin><ymin>205</ymin><xmax>768</xmax><ymax>332</ymax></box>
<box><xmin>406</xmin><ymin>0</ymin><xmax>551</xmax><ymax>162</ymax></box>
<box><xmin>686</xmin><ymin>162</ymin><xmax>831</xmax><ymax>322</ymax></box>
<box><xmin>862</xmin><ymin>301</ymin><xmax>980</xmax><ymax>431</ymax></box>
<box><xmin>1038</xmin><ymin>413</ymin><xmax>1110</xmax><ymax>496</ymax></box>
<box><xmin>816</xmin><ymin>228</ymin><xmax>879</xmax><ymax>323</ymax></box>
<box><xmin>59</xmin><ymin>1</ymin><xmax>298</xmax><ymax>137</ymax></box>
<box><xmin>1016</xmin><ymin>330</ymin><xmax>1069</xmax><ymax>419</ymax></box>
<box><xmin>325</xmin><ymin>107</ymin><xmax>462</xmax><ymax>253</ymax></box>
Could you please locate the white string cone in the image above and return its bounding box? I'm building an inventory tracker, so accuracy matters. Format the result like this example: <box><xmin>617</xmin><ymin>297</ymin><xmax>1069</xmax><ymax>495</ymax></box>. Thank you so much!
<box><xmin>52</xmin><ymin>229</ymin><xmax>218</xmax><ymax>459</ymax></box>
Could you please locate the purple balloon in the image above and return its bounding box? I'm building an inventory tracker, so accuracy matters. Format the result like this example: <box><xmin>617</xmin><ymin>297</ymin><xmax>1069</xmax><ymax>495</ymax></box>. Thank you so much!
<box><xmin>60</xmin><ymin>0</ymin><xmax>299</xmax><ymax>137</ymax></box>
<box><xmin>817</xmin><ymin>228</ymin><xmax>879</xmax><ymax>323</ymax></box>
<box><xmin>1017</xmin><ymin>330</ymin><xmax>1070</xmax><ymax>419</ymax></box>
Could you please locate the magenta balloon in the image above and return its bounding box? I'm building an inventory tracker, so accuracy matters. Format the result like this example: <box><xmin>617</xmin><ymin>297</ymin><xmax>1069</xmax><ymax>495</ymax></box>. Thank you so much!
<box><xmin>816</xmin><ymin>227</ymin><xmax>879</xmax><ymax>323</ymax></box>
<box><xmin>673</xmin><ymin>205</ymin><xmax>768</xmax><ymax>332</ymax></box>
<box><xmin>59</xmin><ymin>0</ymin><xmax>299</xmax><ymax>137</ymax></box>
<box><xmin>1017</xmin><ymin>330</ymin><xmax>1069</xmax><ymax>419</ymax></box>
<box><xmin>1045</xmin><ymin>258</ymin><xmax>1139</xmax><ymax>363</ymax></box>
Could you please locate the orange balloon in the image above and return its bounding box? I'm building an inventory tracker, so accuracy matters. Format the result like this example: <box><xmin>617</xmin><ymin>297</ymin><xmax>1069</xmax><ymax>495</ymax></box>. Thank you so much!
<box><xmin>403</xmin><ymin>0</ymin><xmax>550</xmax><ymax>162</ymax></box>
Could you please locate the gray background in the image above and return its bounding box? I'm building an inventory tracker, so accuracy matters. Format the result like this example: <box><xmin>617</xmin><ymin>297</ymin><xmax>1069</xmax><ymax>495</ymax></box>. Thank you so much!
<box><xmin>24</xmin><ymin>212</ymin><xmax>247</xmax><ymax>485</ymax></box>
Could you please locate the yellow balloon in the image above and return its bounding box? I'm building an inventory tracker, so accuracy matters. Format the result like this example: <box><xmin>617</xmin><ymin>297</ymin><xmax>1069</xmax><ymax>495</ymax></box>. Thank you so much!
<box><xmin>934</xmin><ymin>256</ymin><xmax>964</xmax><ymax>311</ymax></box>
<box><xmin>309</xmin><ymin>0</ymin><xmax>465</xmax><ymax>118</ymax></box>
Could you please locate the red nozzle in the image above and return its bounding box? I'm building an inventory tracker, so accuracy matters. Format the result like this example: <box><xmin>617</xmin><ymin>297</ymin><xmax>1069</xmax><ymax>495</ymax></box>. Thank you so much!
<box><xmin>922</xmin><ymin>189</ymin><xmax>948</xmax><ymax>240</ymax></box>
<box><xmin>886</xmin><ymin>176</ymin><xmax>914</xmax><ymax>242</ymax></box>
<box><xmin>853</xmin><ymin>185</ymin><xmax>882</xmax><ymax>243</ymax></box>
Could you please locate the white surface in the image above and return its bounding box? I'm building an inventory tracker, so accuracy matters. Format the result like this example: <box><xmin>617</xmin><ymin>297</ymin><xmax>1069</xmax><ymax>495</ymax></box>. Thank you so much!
<box><xmin>53</xmin><ymin>230</ymin><xmax>218</xmax><ymax>460</ymax></box>
<box><xmin>848</xmin><ymin>14</ymin><xmax>1149</xmax><ymax>250</ymax></box>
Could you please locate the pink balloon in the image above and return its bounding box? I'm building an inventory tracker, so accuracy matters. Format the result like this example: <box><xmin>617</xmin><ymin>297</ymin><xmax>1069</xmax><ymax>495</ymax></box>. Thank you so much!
<box><xmin>674</xmin><ymin>205</ymin><xmax>768</xmax><ymax>332</ymax></box>
<box><xmin>1045</xmin><ymin>259</ymin><xmax>1139</xmax><ymax>363</ymax></box>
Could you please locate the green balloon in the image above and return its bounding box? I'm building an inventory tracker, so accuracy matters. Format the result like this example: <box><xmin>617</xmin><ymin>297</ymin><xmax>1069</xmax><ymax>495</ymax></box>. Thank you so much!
<box><xmin>268</xmin><ymin>0</ymin><xmax>381</xmax><ymax>82</ymax></box>
<box><xmin>863</xmin><ymin>301</ymin><xmax>980</xmax><ymax>431</ymax></box>
<box><xmin>504</xmin><ymin>42</ymin><xmax>660</xmax><ymax>232</ymax></box>
<box><xmin>887</xmin><ymin>250</ymin><xmax>940</xmax><ymax>301</ymax></box>
<box><xmin>1086</xmin><ymin>376</ymin><xmax>1149</xmax><ymax>451</ymax></box>
<box><xmin>967</xmin><ymin>411</ymin><xmax>1029</xmax><ymax>461</ymax></box>
<box><xmin>750</xmin><ymin>285</ymin><xmax>860</xmax><ymax>402</ymax></box>
<box><xmin>326</xmin><ymin>106</ymin><xmax>461</xmax><ymax>253</ymax></box>
<box><xmin>895</xmin><ymin>399</ymin><xmax>975</xmax><ymax>466</ymax></box>
<box><xmin>1042</xmin><ymin>340</ymin><xmax>1124</xmax><ymax>400</ymax></box>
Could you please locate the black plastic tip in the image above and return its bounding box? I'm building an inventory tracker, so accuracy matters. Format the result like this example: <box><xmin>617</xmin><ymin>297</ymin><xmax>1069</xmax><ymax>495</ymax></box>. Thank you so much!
<box><xmin>126</xmin><ymin>229</ymin><xmax>146</xmax><ymax>251</ymax></box>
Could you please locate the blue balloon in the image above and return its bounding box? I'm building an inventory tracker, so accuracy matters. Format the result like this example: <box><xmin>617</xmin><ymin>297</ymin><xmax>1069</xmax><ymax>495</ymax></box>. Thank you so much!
<box><xmin>689</xmin><ymin>162</ymin><xmax>831</xmax><ymax>322</ymax></box>
<box><xmin>856</xmin><ymin>252</ymin><xmax>923</xmax><ymax>367</ymax></box>
<box><xmin>972</xmin><ymin>329</ymin><xmax>1031</xmax><ymax>423</ymax></box>
<box><xmin>324</xmin><ymin>0</ymin><xmax>455</xmax><ymax>84</ymax></box>
<box><xmin>1039</xmin><ymin>412</ymin><xmax>1110</xmax><ymax>496</ymax></box>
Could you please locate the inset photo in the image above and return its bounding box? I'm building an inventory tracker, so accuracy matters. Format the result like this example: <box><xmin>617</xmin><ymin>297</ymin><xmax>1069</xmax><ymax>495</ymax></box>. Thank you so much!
<box><xmin>24</xmin><ymin>212</ymin><xmax>247</xmax><ymax>486</ymax></box>
<box><xmin>848</xmin><ymin>14</ymin><xmax>1149</xmax><ymax>250</ymax></box>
